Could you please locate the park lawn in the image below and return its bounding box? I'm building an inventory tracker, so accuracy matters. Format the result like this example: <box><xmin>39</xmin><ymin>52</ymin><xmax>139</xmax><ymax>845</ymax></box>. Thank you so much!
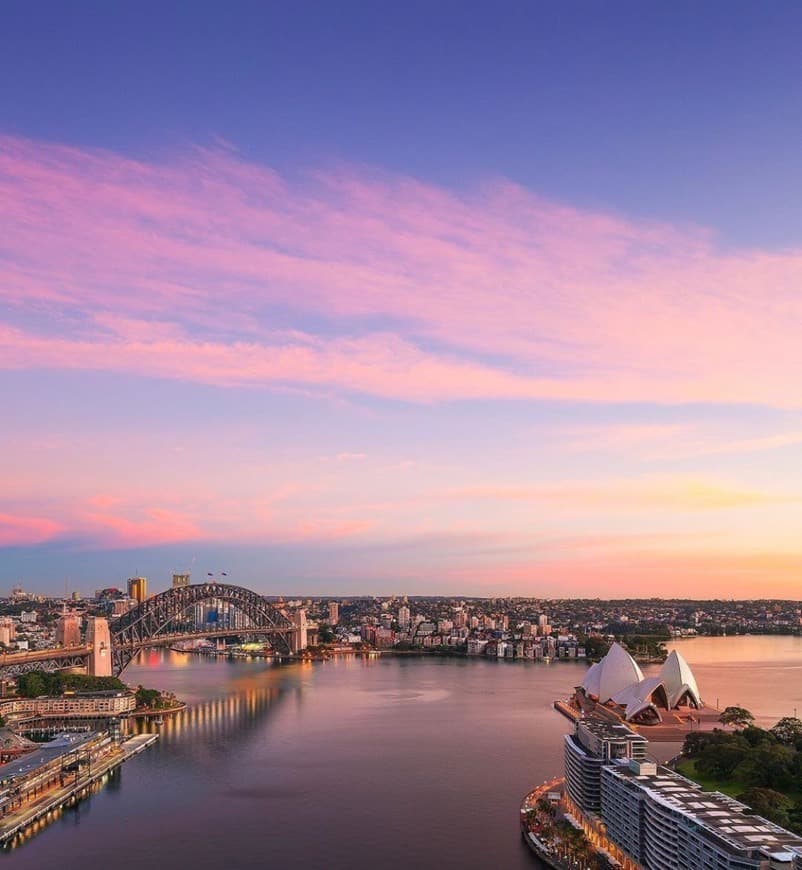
<box><xmin>675</xmin><ymin>759</ymin><xmax>748</xmax><ymax>799</ymax></box>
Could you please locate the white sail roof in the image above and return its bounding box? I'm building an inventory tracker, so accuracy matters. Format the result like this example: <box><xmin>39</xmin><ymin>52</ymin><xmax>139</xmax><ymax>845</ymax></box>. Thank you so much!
<box><xmin>660</xmin><ymin>649</ymin><xmax>702</xmax><ymax>708</ymax></box>
<box><xmin>581</xmin><ymin>642</ymin><xmax>644</xmax><ymax>703</ymax></box>
<box><xmin>612</xmin><ymin>676</ymin><xmax>665</xmax><ymax>721</ymax></box>
<box><xmin>581</xmin><ymin>660</ymin><xmax>603</xmax><ymax>697</ymax></box>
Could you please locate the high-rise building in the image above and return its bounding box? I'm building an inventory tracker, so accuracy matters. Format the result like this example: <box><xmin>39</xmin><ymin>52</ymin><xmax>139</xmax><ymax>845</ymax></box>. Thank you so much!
<box><xmin>0</xmin><ymin>617</ymin><xmax>14</xmax><ymax>647</ymax></box>
<box><xmin>397</xmin><ymin>605</ymin><xmax>410</xmax><ymax>629</ymax></box>
<box><xmin>127</xmin><ymin>576</ymin><xmax>147</xmax><ymax>603</ymax></box>
<box><xmin>328</xmin><ymin>602</ymin><xmax>339</xmax><ymax>625</ymax></box>
<box><xmin>562</xmin><ymin>718</ymin><xmax>802</xmax><ymax>870</ymax></box>
<box><xmin>110</xmin><ymin>599</ymin><xmax>135</xmax><ymax>617</ymax></box>
<box><xmin>172</xmin><ymin>573</ymin><xmax>190</xmax><ymax>588</ymax></box>
<box><xmin>600</xmin><ymin>757</ymin><xmax>802</xmax><ymax>869</ymax></box>
<box><xmin>564</xmin><ymin>718</ymin><xmax>647</xmax><ymax>815</ymax></box>
<box><xmin>86</xmin><ymin>616</ymin><xmax>112</xmax><ymax>677</ymax></box>
<box><xmin>56</xmin><ymin>611</ymin><xmax>81</xmax><ymax>647</ymax></box>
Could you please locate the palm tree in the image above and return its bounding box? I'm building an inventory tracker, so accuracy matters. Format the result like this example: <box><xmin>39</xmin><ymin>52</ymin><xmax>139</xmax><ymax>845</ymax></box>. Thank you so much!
<box><xmin>537</xmin><ymin>796</ymin><xmax>557</xmax><ymax>818</ymax></box>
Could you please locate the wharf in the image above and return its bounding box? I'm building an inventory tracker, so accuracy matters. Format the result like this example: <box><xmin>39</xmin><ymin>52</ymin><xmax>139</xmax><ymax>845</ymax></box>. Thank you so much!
<box><xmin>553</xmin><ymin>700</ymin><xmax>580</xmax><ymax>723</ymax></box>
<box><xmin>519</xmin><ymin>778</ymin><xmax>566</xmax><ymax>869</ymax></box>
<box><xmin>0</xmin><ymin>733</ymin><xmax>157</xmax><ymax>845</ymax></box>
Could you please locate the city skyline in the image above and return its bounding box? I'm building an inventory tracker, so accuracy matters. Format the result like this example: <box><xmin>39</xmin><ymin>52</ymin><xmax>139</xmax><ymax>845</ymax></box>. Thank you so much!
<box><xmin>4</xmin><ymin>4</ymin><xmax>802</xmax><ymax>597</ymax></box>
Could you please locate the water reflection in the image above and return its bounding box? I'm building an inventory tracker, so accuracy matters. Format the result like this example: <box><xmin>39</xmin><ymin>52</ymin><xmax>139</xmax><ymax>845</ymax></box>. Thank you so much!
<box><xmin>7</xmin><ymin>639</ymin><xmax>802</xmax><ymax>870</ymax></box>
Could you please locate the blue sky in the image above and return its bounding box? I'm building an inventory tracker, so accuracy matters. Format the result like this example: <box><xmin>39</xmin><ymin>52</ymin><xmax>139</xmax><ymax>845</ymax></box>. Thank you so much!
<box><xmin>5</xmin><ymin>2</ymin><xmax>802</xmax><ymax>244</ymax></box>
<box><xmin>3</xmin><ymin>3</ymin><xmax>802</xmax><ymax>597</ymax></box>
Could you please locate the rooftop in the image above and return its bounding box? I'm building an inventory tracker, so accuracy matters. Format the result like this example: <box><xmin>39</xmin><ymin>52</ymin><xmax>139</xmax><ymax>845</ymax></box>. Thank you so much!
<box><xmin>606</xmin><ymin>761</ymin><xmax>802</xmax><ymax>859</ymax></box>
<box><xmin>578</xmin><ymin>717</ymin><xmax>647</xmax><ymax>743</ymax></box>
<box><xmin>0</xmin><ymin>733</ymin><xmax>97</xmax><ymax>783</ymax></box>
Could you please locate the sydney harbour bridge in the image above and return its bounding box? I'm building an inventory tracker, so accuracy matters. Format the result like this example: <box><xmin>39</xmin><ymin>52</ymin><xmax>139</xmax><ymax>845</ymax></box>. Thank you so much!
<box><xmin>0</xmin><ymin>583</ymin><xmax>299</xmax><ymax>679</ymax></box>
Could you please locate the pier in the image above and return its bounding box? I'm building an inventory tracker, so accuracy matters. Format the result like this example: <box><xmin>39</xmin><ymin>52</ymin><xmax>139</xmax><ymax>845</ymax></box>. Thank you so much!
<box><xmin>0</xmin><ymin>733</ymin><xmax>157</xmax><ymax>846</ymax></box>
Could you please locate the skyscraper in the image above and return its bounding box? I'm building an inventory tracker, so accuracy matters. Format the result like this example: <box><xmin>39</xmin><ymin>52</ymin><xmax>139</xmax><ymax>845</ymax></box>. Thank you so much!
<box><xmin>328</xmin><ymin>601</ymin><xmax>339</xmax><ymax>625</ymax></box>
<box><xmin>0</xmin><ymin>618</ymin><xmax>15</xmax><ymax>647</ymax></box>
<box><xmin>127</xmin><ymin>576</ymin><xmax>147</xmax><ymax>603</ymax></box>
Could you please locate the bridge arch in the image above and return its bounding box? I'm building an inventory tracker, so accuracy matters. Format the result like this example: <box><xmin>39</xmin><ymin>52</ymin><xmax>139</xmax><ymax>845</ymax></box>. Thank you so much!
<box><xmin>110</xmin><ymin>583</ymin><xmax>295</xmax><ymax>674</ymax></box>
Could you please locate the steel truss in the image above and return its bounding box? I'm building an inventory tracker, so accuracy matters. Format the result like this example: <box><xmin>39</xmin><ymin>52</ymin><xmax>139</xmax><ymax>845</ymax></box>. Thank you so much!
<box><xmin>110</xmin><ymin>583</ymin><xmax>295</xmax><ymax>674</ymax></box>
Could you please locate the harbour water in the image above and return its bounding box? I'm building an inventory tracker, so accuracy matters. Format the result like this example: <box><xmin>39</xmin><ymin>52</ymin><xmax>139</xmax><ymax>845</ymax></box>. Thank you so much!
<box><xmin>5</xmin><ymin>636</ymin><xmax>802</xmax><ymax>869</ymax></box>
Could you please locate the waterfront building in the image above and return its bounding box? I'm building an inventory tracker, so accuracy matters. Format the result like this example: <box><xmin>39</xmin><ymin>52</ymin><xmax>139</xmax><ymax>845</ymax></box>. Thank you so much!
<box><xmin>172</xmin><ymin>573</ymin><xmax>190</xmax><ymax>588</ymax></box>
<box><xmin>398</xmin><ymin>605</ymin><xmax>410</xmax><ymax>629</ymax></box>
<box><xmin>576</xmin><ymin>643</ymin><xmax>702</xmax><ymax>723</ymax></box>
<box><xmin>328</xmin><ymin>602</ymin><xmax>339</xmax><ymax>625</ymax></box>
<box><xmin>0</xmin><ymin>691</ymin><xmax>136</xmax><ymax>719</ymax></box>
<box><xmin>564</xmin><ymin>718</ymin><xmax>647</xmax><ymax>814</ymax></box>
<box><xmin>601</xmin><ymin>759</ymin><xmax>802</xmax><ymax>869</ymax></box>
<box><xmin>561</xmin><ymin>717</ymin><xmax>802</xmax><ymax>869</ymax></box>
<box><xmin>55</xmin><ymin>611</ymin><xmax>81</xmax><ymax>647</ymax></box>
<box><xmin>127</xmin><ymin>576</ymin><xmax>147</xmax><ymax>603</ymax></box>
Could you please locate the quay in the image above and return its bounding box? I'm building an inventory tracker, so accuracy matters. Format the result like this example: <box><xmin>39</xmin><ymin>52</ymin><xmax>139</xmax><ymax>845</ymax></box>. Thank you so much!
<box><xmin>519</xmin><ymin>777</ymin><xmax>569</xmax><ymax>869</ymax></box>
<box><xmin>0</xmin><ymin>733</ymin><xmax>157</xmax><ymax>845</ymax></box>
<box><xmin>552</xmin><ymin>699</ymin><xmax>580</xmax><ymax>724</ymax></box>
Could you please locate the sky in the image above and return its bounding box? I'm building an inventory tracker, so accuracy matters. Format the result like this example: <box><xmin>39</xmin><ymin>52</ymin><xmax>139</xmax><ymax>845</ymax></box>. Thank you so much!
<box><xmin>3</xmin><ymin>2</ymin><xmax>802</xmax><ymax>598</ymax></box>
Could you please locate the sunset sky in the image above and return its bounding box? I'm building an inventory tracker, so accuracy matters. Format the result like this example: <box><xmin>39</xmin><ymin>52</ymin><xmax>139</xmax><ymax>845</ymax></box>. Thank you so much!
<box><xmin>4</xmin><ymin>3</ymin><xmax>802</xmax><ymax>597</ymax></box>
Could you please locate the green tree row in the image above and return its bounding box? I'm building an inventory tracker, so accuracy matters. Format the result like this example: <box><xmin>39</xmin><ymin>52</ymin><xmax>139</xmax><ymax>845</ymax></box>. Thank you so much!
<box><xmin>16</xmin><ymin>671</ymin><xmax>126</xmax><ymax>697</ymax></box>
<box><xmin>682</xmin><ymin>710</ymin><xmax>802</xmax><ymax>832</ymax></box>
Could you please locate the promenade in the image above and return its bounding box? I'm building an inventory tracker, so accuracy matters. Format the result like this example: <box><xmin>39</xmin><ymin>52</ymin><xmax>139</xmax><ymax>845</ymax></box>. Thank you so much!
<box><xmin>0</xmin><ymin>733</ymin><xmax>157</xmax><ymax>846</ymax></box>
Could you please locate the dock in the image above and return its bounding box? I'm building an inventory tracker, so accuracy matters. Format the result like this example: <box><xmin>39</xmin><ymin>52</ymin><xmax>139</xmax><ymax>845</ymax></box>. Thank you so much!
<box><xmin>0</xmin><ymin>733</ymin><xmax>158</xmax><ymax>845</ymax></box>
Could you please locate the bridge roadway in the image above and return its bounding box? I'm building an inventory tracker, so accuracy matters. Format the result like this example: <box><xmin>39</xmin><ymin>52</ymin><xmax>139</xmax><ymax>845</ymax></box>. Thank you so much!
<box><xmin>0</xmin><ymin>583</ymin><xmax>297</xmax><ymax>679</ymax></box>
<box><xmin>0</xmin><ymin>646</ymin><xmax>92</xmax><ymax>678</ymax></box>
<box><xmin>0</xmin><ymin>628</ymin><xmax>294</xmax><ymax>679</ymax></box>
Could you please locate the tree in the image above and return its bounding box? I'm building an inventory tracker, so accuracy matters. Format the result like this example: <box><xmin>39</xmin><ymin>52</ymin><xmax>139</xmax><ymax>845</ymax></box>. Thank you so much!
<box><xmin>719</xmin><ymin>706</ymin><xmax>754</xmax><ymax>729</ymax></box>
<box><xmin>582</xmin><ymin>636</ymin><xmax>610</xmax><ymax>660</ymax></box>
<box><xmin>771</xmin><ymin>717</ymin><xmax>802</xmax><ymax>746</ymax></box>
<box><xmin>741</xmin><ymin>725</ymin><xmax>776</xmax><ymax>747</ymax></box>
<box><xmin>694</xmin><ymin>733</ymin><xmax>750</xmax><ymax>779</ymax></box>
<box><xmin>737</xmin><ymin>787</ymin><xmax>792</xmax><ymax>827</ymax></box>
<box><xmin>683</xmin><ymin>730</ymin><xmax>715</xmax><ymax>757</ymax></box>
<box><xmin>737</xmin><ymin>744</ymin><xmax>795</xmax><ymax>791</ymax></box>
<box><xmin>536</xmin><ymin>796</ymin><xmax>556</xmax><ymax>818</ymax></box>
<box><xmin>135</xmin><ymin>686</ymin><xmax>163</xmax><ymax>709</ymax></box>
<box><xmin>17</xmin><ymin>672</ymin><xmax>46</xmax><ymax>698</ymax></box>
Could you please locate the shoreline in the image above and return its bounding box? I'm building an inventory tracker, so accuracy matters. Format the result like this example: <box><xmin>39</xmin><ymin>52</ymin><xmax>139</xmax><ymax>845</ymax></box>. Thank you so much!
<box><xmin>131</xmin><ymin>702</ymin><xmax>186</xmax><ymax>719</ymax></box>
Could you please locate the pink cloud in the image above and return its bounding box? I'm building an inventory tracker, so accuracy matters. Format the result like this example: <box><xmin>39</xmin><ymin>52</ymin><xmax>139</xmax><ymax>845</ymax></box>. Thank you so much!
<box><xmin>0</xmin><ymin>513</ymin><xmax>63</xmax><ymax>546</ymax></box>
<box><xmin>78</xmin><ymin>506</ymin><xmax>205</xmax><ymax>549</ymax></box>
<box><xmin>3</xmin><ymin>135</ymin><xmax>802</xmax><ymax>405</ymax></box>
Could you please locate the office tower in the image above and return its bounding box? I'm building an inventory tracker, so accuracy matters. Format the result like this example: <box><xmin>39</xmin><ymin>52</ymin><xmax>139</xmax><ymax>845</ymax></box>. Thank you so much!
<box><xmin>127</xmin><ymin>576</ymin><xmax>147</xmax><ymax>603</ymax></box>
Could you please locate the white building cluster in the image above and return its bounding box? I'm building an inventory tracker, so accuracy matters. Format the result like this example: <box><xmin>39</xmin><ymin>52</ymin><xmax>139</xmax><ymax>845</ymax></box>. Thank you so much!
<box><xmin>577</xmin><ymin>642</ymin><xmax>702</xmax><ymax>723</ymax></box>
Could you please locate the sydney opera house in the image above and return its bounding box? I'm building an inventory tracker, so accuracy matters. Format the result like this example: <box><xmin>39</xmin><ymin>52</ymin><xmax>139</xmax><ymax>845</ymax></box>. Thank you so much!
<box><xmin>573</xmin><ymin>643</ymin><xmax>702</xmax><ymax>724</ymax></box>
